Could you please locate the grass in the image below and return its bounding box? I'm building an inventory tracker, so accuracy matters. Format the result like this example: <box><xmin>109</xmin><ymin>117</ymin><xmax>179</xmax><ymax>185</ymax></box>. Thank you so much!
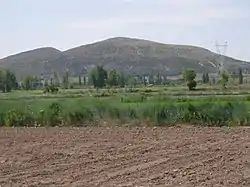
<box><xmin>0</xmin><ymin>94</ymin><xmax>250</xmax><ymax>127</ymax></box>
<box><xmin>1</xmin><ymin>84</ymin><xmax>250</xmax><ymax>127</ymax></box>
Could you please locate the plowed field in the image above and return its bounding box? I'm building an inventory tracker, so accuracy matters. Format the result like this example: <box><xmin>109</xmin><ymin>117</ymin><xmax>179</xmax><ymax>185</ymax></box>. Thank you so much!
<box><xmin>0</xmin><ymin>126</ymin><xmax>250</xmax><ymax>187</ymax></box>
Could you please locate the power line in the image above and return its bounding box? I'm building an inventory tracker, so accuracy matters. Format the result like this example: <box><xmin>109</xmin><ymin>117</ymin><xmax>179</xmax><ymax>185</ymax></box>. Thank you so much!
<box><xmin>215</xmin><ymin>41</ymin><xmax>228</xmax><ymax>76</ymax></box>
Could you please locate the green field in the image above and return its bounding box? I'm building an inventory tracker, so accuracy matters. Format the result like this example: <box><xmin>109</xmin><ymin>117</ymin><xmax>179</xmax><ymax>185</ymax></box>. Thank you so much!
<box><xmin>0</xmin><ymin>84</ymin><xmax>250</xmax><ymax>127</ymax></box>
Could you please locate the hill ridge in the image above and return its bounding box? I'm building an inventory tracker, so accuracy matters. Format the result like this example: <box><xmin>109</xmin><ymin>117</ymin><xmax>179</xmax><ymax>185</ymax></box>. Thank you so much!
<box><xmin>0</xmin><ymin>37</ymin><xmax>249</xmax><ymax>78</ymax></box>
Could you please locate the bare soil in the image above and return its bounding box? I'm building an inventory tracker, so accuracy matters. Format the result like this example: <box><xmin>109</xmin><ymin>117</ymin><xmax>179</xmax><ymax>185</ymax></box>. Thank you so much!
<box><xmin>0</xmin><ymin>125</ymin><xmax>250</xmax><ymax>187</ymax></box>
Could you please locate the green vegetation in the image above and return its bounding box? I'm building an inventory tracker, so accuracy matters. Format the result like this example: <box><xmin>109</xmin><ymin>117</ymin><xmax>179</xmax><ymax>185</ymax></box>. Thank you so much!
<box><xmin>0</xmin><ymin>69</ymin><xmax>17</xmax><ymax>93</ymax></box>
<box><xmin>62</xmin><ymin>71</ymin><xmax>69</xmax><ymax>89</ymax></box>
<box><xmin>0</xmin><ymin>93</ymin><xmax>250</xmax><ymax>127</ymax></box>
<box><xmin>183</xmin><ymin>69</ymin><xmax>197</xmax><ymax>90</ymax></box>
<box><xmin>88</xmin><ymin>65</ymin><xmax>108</xmax><ymax>89</ymax></box>
<box><xmin>239</xmin><ymin>68</ymin><xmax>243</xmax><ymax>85</ymax></box>
<box><xmin>1</xmin><ymin>64</ymin><xmax>250</xmax><ymax>127</ymax></box>
<box><xmin>221</xmin><ymin>71</ymin><xmax>229</xmax><ymax>89</ymax></box>
<box><xmin>43</xmin><ymin>85</ymin><xmax>59</xmax><ymax>93</ymax></box>
<box><xmin>202</xmin><ymin>73</ymin><xmax>209</xmax><ymax>84</ymax></box>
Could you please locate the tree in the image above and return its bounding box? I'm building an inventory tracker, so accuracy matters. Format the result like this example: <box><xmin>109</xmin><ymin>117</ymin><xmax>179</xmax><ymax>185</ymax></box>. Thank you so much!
<box><xmin>127</xmin><ymin>76</ymin><xmax>137</xmax><ymax>88</ymax></box>
<box><xmin>183</xmin><ymin>69</ymin><xmax>197</xmax><ymax>90</ymax></box>
<box><xmin>44</xmin><ymin>79</ymin><xmax>48</xmax><ymax>86</ymax></box>
<box><xmin>0</xmin><ymin>69</ymin><xmax>17</xmax><ymax>92</ymax></box>
<box><xmin>202</xmin><ymin>73</ymin><xmax>210</xmax><ymax>84</ymax></box>
<box><xmin>23</xmin><ymin>76</ymin><xmax>35</xmax><ymax>90</ymax></box>
<box><xmin>212</xmin><ymin>77</ymin><xmax>216</xmax><ymax>85</ymax></box>
<box><xmin>148</xmin><ymin>73</ymin><xmax>154</xmax><ymax>85</ymax></box>
<box><xmin>53</xmin><ymin>72</ymin><xmax>60</xmax><ymax>86</ymax></box>
<box><xmin>50</xmin><ymin>78</ymin><xmax>53</xmax><ymax>85</ymax></box>
<box><xmin>187</xmin><ymin>80</ymin><xmax>197</xmax><ymax>90</ymax></box>
<box><xmin>83</xmin><ymin>76</ymin><xmax>87</xmax><ymax>86</ymax></box>
<box><xmin>239</xmin><ymin>68</ymin><xmax>243</xmax><ymax>85</ymax></box>
<box><xmin>107</xmin><ymin>69</ymin><xmax>118</xmax><ymax>87</ymax></box>
<box><xmin>202</xmin><ymin>73</ymin><xmax>206</xmax><ymax>84</ymax></box>
<box><xmin>205</xmin><ymin>73</ymin><xmax>210</xmax><ymax>84</ymax></box>
<box><xmin>162</xmin><ymin>76</ymin><xmax>167</xmax><ymax>85</ymax></box>
<box><xmin>32</xmin><ymin>76</ymin><xmax>42</xmax><ymax>89</ymax></box>
<box><xmin>88</xmin><ymin>65</ymin><xmax>107</xmax><ymax>89</ymax></box>
<box><xmin>62</xmin><ymin>71</ymin><xmax>69</xmax><ymax>89</ymax></box>
<box><xmin>0</xmin><ymin>70</ymin><xmax>5</xmax><ymax>92</ymax></box>
<box><xmin>142</xmin><ymin>75</ymin><xmax>147</xmax><ymax>86</ymax></box>
<box><xmin>118</xmin><ymin>72</ymin><xmax>126</xmax><ymax>88</ymax></box>
<box><xmin>78</xmin><ymin>75</ymin><xmax>82</xmax><ymax>85</ymax></box>
<box><xmin>221</xmin><ymin>71</ymin><xmax>229</xmax><ymax>89</ymax></box>
<box><xmin>155</xmin><ymin>72</ymin><xmax>161</xmax><ymax>85</ymax></box>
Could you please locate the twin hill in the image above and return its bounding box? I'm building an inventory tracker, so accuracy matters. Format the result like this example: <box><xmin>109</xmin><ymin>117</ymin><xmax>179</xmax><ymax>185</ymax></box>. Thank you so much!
<box><xmin>0</xmin><ymin>37</ymin><xmax>249</xmax><ymax>78</ymax></box>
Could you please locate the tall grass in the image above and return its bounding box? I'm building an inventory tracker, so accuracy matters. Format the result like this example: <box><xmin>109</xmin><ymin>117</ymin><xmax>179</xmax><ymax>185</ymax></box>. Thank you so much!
<box><xmin>0</xmin><ymin>94</ymin><xmax>250</xmax><ymax>127</ymax></box>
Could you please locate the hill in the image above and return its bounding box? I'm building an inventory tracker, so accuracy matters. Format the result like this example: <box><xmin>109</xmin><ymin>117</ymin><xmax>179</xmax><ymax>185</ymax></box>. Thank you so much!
<box><xmin>0</xmin><ymin>37</ymin><xmax>249</xmax><ymax>78</ymax></box>
<box><xmin>0</xmin><ymin>47</ymin><xmax>61</xmax><ymax>78</ymax></box>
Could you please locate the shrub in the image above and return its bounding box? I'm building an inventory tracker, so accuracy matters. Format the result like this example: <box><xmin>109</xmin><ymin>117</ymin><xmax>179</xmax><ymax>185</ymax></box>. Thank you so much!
<box><xmin>187</xmin><ymin>80</ymin><xmax>197</xmax><ymax>91</ymax></box>
<box><xmin>246</xmin><ymin>96</ymin><xmax>250</xmax><ymax>101</ymax></box>
<box><xmin>183</xmin><ymin>69</ymin><xmax>197</xmax><ymax>90</ymax></box>
<box><xmin>47</xmin><ymin>102</ymin><xmax>63</xmax><ymax>126</ymax></box>
<box><xmin>67</xmin><ymin>108</ymin><xmax>94</xmax><ymax>126</ymax></box>
<box><xmin>4</xmin><ymin>109</ymin><xmax>34</xmax><ymax>127</ymax></box>
<box><xmin>43</xmin><ymin>85</ymin><xmax>59</xmax><ymax>94</ymax></box>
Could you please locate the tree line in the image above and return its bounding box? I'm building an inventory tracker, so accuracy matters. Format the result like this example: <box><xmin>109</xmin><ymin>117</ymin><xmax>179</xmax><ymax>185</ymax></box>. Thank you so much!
<box><xmin>183</xmin><ymin>67</ymin><xmax>244</xmax><ymax>90</ymax></box>
<box><xmin>20</xmin><ymin>66</ymin><xmax>169</xmax><ymax>91</ymax></box>
<box><xmin>0</xmin><ymin>65</ymin><xmax>245</xmax><ymax>93</ymax></box>
<box><xmin>87</xmin><ymin>65</ymin><xmax>175</xmax><ymax>89</ymax></box>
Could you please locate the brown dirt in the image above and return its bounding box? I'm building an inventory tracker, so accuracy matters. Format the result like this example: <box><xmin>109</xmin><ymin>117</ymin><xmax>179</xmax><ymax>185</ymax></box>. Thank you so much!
<box><xmin>0</xmin><ymin>125</ymin><xmax>250</xmax><ymax>187</ymax></box>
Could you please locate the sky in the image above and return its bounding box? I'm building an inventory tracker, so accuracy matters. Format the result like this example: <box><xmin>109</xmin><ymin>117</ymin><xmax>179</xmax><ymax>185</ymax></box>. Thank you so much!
<box><xmin>0</xmin><ymin>0</ymin><xmax>250</xmax><ymax>61</ymax></box>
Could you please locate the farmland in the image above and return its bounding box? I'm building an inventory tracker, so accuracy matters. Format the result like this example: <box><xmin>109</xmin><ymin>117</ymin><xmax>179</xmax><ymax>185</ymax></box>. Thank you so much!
<box><xmin>0</xmin><ymin>126</ymin><xmax>250</xmax><ymax>186</ymax></box>
<box><xmin>1</xmin><ymin>84</ymin><xmax>250</xmax><ymax>186</ymax></box>
<box><xmin>1</xmin><ymin>84</ymin><xmax>250</xmax><ymax>127</ymax></box>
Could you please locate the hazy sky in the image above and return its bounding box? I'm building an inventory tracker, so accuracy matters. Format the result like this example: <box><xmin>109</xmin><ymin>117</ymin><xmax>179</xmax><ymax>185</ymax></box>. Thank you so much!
<box><xmin>0</xmin><ymin>0</ymin><xmax>250</xmax><ymax>61</ymax></box>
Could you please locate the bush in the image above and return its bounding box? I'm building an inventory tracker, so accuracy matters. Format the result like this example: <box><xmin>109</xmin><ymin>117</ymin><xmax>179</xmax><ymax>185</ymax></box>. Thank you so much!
<box><xmin>43</xmin><ymin>85</ymin><xmax>59</xmax><ymax>93</ymax></box>
<box><xmin>47</xmin><ymin>102</ymin><xmax>63</xmax><ymax>126</ymax></box>
<box><xmin>4</xmin><ymin>109</ymin><xmax>34</xmax><ymax>127</ymax></box>
<box><xmin>67</xmin><ymin>108</ymin><xmax>94</xmax><ymax>126</ymax></box>
<box><xmin>187</xmin><ymin>80</ymin><xmax>197</xmax><ymax>91</ymax></box>
<box><xmin>143</xmin><ymin>89</ymin><xmax>158</xmax><ymax>93</ymax></box>
<box><xmin>183</xmin><ymin>69</ymin><xmax>197</xmax><ymax>90</ymax></box>
<box><xmin>246</xmin><ymin>96</ymin><xmax>250</xmax><ymax>101</ymax></box>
